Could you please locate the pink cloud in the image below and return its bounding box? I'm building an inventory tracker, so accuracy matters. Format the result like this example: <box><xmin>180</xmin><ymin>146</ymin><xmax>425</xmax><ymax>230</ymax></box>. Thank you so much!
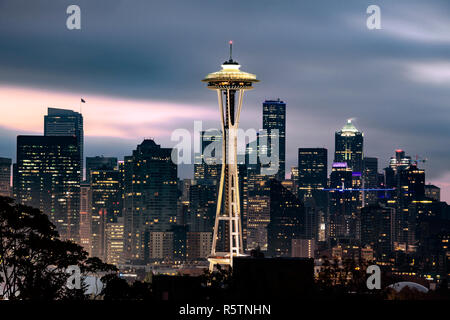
<box><xmin>0</xmin><ymin>85</ymin><xmax>216</xmax><ymax>139</ymax></box>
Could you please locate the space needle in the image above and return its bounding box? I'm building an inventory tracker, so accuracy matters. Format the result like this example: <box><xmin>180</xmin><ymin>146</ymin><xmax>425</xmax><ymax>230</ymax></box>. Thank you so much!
<box><xmin>202</xmin><ymin>41</ymin><xmax>259</xmax><ymax>271</ymax></box>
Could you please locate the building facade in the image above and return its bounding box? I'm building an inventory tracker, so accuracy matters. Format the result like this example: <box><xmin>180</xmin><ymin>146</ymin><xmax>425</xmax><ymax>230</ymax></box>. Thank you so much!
<box><xmin>16</xmin><ymin>135</ymin><xmax>81</xmax><ymax>241</ymax></box>
<box><xmin>44</xmin><ymin>108</ymin><xmax>83</xmax><ymax>179</ymax></box>
<box><xmin>123</xmin><ymin>139</ymin><xmax>177</xmax><ymax>263</ymax></box>
<box><xmin>262</xmin><ymin>99</ymin><xmax>286</xmax><ymax>180</ymax></box>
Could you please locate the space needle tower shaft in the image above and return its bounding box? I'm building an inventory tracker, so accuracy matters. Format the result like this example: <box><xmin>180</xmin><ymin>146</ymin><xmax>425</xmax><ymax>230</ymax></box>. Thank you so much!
<box><xmin>202</xmin><ymin>41</ymin><xmax>259</xmax><ymax>271</ymax></box>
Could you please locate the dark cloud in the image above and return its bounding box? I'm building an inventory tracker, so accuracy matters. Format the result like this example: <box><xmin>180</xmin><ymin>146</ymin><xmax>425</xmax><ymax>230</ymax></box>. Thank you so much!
<box><xmin>0</xmin><ymin>0</ymin><xmax>449</xmax><ymax>197</ymax></box>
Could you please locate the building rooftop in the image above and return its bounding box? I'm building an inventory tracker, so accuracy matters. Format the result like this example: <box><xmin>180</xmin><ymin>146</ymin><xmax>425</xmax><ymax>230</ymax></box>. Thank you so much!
<box><xmin>340</xmin><ymin>119</ymin><xmax>359</xmax><ymax>133</ymax></box>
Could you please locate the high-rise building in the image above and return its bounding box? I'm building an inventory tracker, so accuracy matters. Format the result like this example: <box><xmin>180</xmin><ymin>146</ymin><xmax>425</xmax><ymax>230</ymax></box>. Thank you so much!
<box><xmin>262</xmin><ymin>99</ymin><xmax>286</xmax><ymax>180</ymax></box>
<box><xmin>44</xmin><ymin>108</ymin><xmax>84</xmax><ymax>179</ymax></box>
<box><xmin>123</xmin><ymin>139</ymin><xmax>177</xmax><ymax>263</ymax></box>
<box><xmin>297</xmin><ymin>148</ymin><xmax>327</xmax><ymax>203</ymax></box>
<box><xmin>384</xmin><ymin>149</ymin><xmax>425</xmax><ymax>249</ymax></box>
<box><xmin>389</xmin><ymin>149</ymin><xmax>411</xmax><ymax>172</ymax></box>
<box><xmin>79</xmin><ymin>182</ymin><xmax>92</xmax><ymax>255</ymax></box>
<box><xmin>290</xmin><ymin>166</ymin><xmax>299</xmax><ymax>191</ymax></box>
<box><xmin>90</xmin><ymin>168</ymin><xmax>122</xmax><ymax>259</ymax></box>
<box><xmin>242</xmin><ymin>167</ymin><xmax>270</xmax><ymax>252</ymax></box>
<box><xmin>187</xmin><ymin>181</ymin><xmax>216</xmax><ymax>233</ymax></box>
<box><xmin>186</xmin><ymin>232</ymin><xmax>212</xmax><ymax>261</ymax></box>
<box><xmin>363</xmin><ymin>157</ymin><xmax>379</xmax><ymax>206</ymax></box>
<box><xmin>291</xmin><ymin>239</ymin><xmax>316</xmax><ymax>258</ymax></box>
<box><xmin>399</xmin><ymin>163</ymin><xmax>425</xmax><ymax>205</ymax></box>
<box><xmin>90</xmin><ymin>168</ymin><xmax>122</xmax><ymax>223</ymax></box>
<box><xmin>334</xmin><ymin>119</ymin><xmax>363</xmax><ymax>173</ymax></box>
<box><xmin>149</xmin><ymin>231</ymin><xmax>174</xmax><ymax>261</ymax></box>
<box><xmin>246</xmin><ymin>195</ymin><xmax>270</xmax><ymax>251</ymax></box>
<box><xmin>0</xmin><ymin>157</ymin><xmax>12</xmax><ymax>197</ymax></box>
<box><xmin>178</xmin><ymin>179</ymin><xmax>192</xmax><ymax>226</ymax></box>
<box><xmin>384</xmin><ymin>149</ymin><xmax>413</xmax><ymax>201</ymax></box>
<box><xmin>360</xmin><ymin>204</ymin><xmax>393</xmax><ymax>261</ymax></box>
<box><xmin>425</xmin><ymin>185</ymin><xmax>440</xmax><ymax>201</ymax></box>
<box><xmin>172</xmin><ymin>224</ymin><xmax>188</xmax><ymax>263</ymax></box>
<box><xmin>16</xmin><ymin>135</ymin><xmax>81</xmax><ymax>241</ymax></box>
<box><xmin>328</xmin><ymin>162</ymin><xmax>357</xmax><ymax>241</ymax></box>
<box><xmin>267</xmin><ymin>179</ymin><xmax>304</xmax><ymax>257</ymax></box>
<box><xmin>105</xmin><ymin>217</ymin><xmax>125</xmax><ymax>265</ymax></box>
<box><xmin>85</xmin><ymin>156</ymin><xmax>118</xmax><ymax>182</ymax></box>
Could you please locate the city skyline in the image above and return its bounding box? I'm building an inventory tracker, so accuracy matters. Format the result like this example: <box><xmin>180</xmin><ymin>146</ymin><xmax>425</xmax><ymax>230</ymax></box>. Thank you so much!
<box><xmin>1</xmin><ymin>1</ymin><xmax>449</xmax><ymax>201</ymax></box>
<box><xmin>1</xmin><ymin>0</ymin><xmax>450</xmax><ymax>306</ymax></box>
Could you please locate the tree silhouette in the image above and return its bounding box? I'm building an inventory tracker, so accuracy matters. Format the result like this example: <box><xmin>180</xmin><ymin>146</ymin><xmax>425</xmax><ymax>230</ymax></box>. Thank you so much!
<box><xmin>0</xmin><ymin>196</ymin><xmax>116</xmax><ymax>300</ymax></box>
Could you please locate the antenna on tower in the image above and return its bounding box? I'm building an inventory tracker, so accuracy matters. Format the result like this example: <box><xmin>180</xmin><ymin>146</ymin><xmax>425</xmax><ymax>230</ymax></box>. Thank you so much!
<box><xmin>229</xmin><ymin>40</ymin><xmax>233</xmax><ymax>60</ymax></box>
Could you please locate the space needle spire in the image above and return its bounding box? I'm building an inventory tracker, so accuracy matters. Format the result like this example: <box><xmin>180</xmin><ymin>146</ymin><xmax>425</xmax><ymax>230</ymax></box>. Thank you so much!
<box><xmin>202</xmin><ymin>42</ymin><xmax>259</xmax><ymax>271</ymax></box>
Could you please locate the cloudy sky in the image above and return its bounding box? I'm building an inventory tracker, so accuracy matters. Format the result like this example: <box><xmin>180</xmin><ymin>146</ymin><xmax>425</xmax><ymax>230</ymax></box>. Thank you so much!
<box><xmin>0</xmin><ymin>0</ymin><xmax>449</xmax><ymax>201</ymax></box>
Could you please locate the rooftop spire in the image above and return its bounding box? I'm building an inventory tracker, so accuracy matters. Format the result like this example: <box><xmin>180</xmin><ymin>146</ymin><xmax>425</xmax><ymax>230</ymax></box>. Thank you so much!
<box><xmin>223</xmin><ymin>40</ymin><xmax>238</xmax><ymax>65</ymax></box>
<box><xmin>341</xmin><ymin>118</ymin><xmax>359</xmax><ymax>133</ymax></box>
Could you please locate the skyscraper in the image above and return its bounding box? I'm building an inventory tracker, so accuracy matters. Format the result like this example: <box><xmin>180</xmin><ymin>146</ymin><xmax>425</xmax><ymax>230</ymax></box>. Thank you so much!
<box><xmin>44</xmin><ymin>108</ymin><xmax>84</xmax><ymax>179</ymax></box>
<box><xmin>85</xmin><ymin>156</ymin><xmax>118</xmax><ymax>182</ymax></box>
<box><xmin>399</xmin><ymin>163</ymin><xmax>425</xmax><ymax>206</ymax></box>
<box><xmin>123</xmin><ymin>139</ymin><xmax>177</xmax><ymax>263</ymax></box>
<box><xmin>262</xmin><ymin>99</ymin><xmax>286</xmax><ymax>180</ymax></box>
<box><xmin>425</xmin><ymin>185</ymin><xmax>440</xmax><ymax>201</ymax></box>
<box><xmin>0</xmin><ymin>157</ymin><xmax>12</xmax><ymax>197</ymax></box>
<box><xmin>187</xmin><ymin>181</ymin><xmax>216</xmax><ymax>233</ymax></box>
<box><xmin>334</xmin><ymin>119</ymin><xmax>363</xmax><ymax>173</ymax></box>
<box><xmin>297</xmin><ymin>148</ymin><xmax>327</xmax><ymax>200</ymax></box>
<box><xmin>105</xmin><ymin>217</ymin><xmax>125</xmax><ymax>265</ymax></box>
<box><xmin>16</xmin><ymin>135</ymin><xmax>81</xmax><ymax>241</ymax></box>
<box><xmin>384</xmin><ymin>149</ymin><xmax>412</xmax><ymax>201</ymax></box>
<box><xmin>328</xmin><ymin>162</ymin><xmax>356</xmax><ymax>241</ymax></box>
<box><xmin>79</xmin><ymin>182</ymin><xmax>92</xmax><ymax>255</ymax></box>
<box><xmin>90</xmin><ymin>168</ymin><xmax>122</xmax><ymax>259</ymax></box>
<box><xmin>383</xmin><ymin>150</ymin><xmax>425</xmax><ymax>249</ymax></box>
<box><xmin>360</xmin><ymin>204</ymin><xmax>393</xmax><ymax>261</ymax></box>
<box><xmin>245</xmin><ymin>174</ymin><xmax>270</xmax><ymax>251</ymax></box>
<box><xmin>363</xmin><ymin>157</ymin><xmax>379</xmax><ymax>205</ymax></box>
<box><xmin>267</xmin><ymin>179</ymin><xmax>304</xmax><ymax>257</ymax></box>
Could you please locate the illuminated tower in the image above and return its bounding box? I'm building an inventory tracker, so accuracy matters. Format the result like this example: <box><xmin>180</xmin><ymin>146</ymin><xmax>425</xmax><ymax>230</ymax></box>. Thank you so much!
<box><xmin>202</xmin><ymin>41</ymin><xmax>259</xmax><ymax>270</ymax></box>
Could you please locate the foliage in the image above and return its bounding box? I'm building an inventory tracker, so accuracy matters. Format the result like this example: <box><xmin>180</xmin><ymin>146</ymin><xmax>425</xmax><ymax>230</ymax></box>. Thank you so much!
<box><xmin>0</xmin><ymin>196</ymin><xmax>116</xmax><ymax>300</ymax></box>
<box><xmin>316</xmin><ymin>256</ymin><xmax>371</xmax><ymax>294</ymax></box>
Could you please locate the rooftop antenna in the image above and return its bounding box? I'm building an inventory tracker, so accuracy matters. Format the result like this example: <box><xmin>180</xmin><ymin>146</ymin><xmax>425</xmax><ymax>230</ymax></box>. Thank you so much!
<box><xmin>229</xmin><ymin>40</ymin><xmax>233</xmax><ymax>61</ymax></box>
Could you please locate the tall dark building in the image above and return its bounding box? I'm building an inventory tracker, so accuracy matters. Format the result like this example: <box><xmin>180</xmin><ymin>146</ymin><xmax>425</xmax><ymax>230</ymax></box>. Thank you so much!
<box><xmin>361</xmin><ymin>204</ymin><xmax>393</xmax><ymax>261</ymax></box>
<box><xmin>187</xmin><ymin>181</ymin><xmax>216</xmax><ymax>233</ymax></box>
<box><xmin>44</xmin><ymin>108</ymin><xmax>84</xmax><ymax>179</ymax></box>
<box><xmin>267</xmin><ymin>179</ymin><xmax>304</xmax><ymax>257</ymax></box>
<box><xmin>384</xmin><ymin>150</ymin><xmax>425</xmax><ymax>248</ymax></box>
<box><xmin>328</xmin><ymin>162</ymin><xmax>357</xmax><ymax>241</ymax></box>
<box><xmin>399</xmin><ymin>163</ymin><xmax>425</xmax><ymax>205</ymax></box>
<box><xmin>244</xmin><ymin>172</ymin><xmax>270</xmax><ymax>251</ymax></box>
<box><xmin>363</xmin><ymin>157</ymin><xmax>379</xmax><ymax>205</ymax></box>
<box><xmin>90</xmin><ymin>168</ymin><xmax>122</xmax><ymax>260</ymax></box>
<box><xmin>0</xmin><ymin>157</ymin><xmax>12</xmax><ymax>197</ymax></box>
<box><xmin>16</xmin><ymin>136</ymin><xmax>81</xmax><ymax>241</ymax></box>
<box><xmin>85</xmin><ymin>156</ymin><xmax>118</xmax><ymax>182</ymax></box>
<box><xmin>334</xmin><ymin>119</ymin><xmax>363</xmax><ymax>173</ymax></box>
<box><xmin>262</xmin><ymin>99</ymin><xmax>286</xmax><ymax>180</ymax></box>
<box><xmin>297</xmin><ymin>148</ymin><xmax>327</xmax><ymax>201</ymax></box>
<box><xmin>123</xmin><ymin>139</ymin><xmax>177</xmax><ymax>263</ymax></box>
<box><xmin>425</xmin><ymin>185</ymin><xmax>440</xmax><ymax>201</ymax></box>
<box><xmin>79</xmin><ymin>182</ymin><xmax>92</xmax><ymax>255</ymax></box>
